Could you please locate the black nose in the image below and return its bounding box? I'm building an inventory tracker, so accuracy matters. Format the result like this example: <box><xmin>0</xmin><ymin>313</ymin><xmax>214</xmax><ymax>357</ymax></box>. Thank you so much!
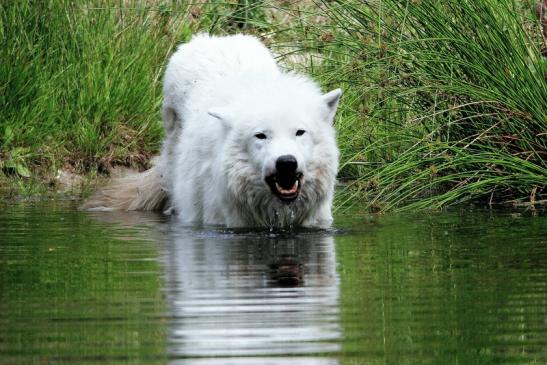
<box><xmin>276</xmin><ymin>155</ymin><xmax>298</xmax><ymax>174</ymax></box>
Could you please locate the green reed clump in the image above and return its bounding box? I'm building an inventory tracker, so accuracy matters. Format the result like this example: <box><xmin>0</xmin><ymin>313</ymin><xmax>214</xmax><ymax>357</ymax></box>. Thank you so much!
<box><xmin>0</xmin><ymin>1</ymin><xmax>195</xmax><ymax>176</ymax></box>
<box><xmin>318</xmin><ymin>0</ymin><xmax>547</xmax><ymax>211</ymax></box>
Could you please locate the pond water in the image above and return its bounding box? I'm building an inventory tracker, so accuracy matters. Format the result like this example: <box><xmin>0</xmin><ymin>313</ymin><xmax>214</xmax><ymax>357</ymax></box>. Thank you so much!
<box><xmin>1</xmin><ymin>201</ymin><xmax>546</xmax><ymax>364</ymax></box>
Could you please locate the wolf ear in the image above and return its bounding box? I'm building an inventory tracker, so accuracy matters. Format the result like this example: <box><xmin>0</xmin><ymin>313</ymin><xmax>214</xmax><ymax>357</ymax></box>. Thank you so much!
<box><xmin>162</xmin><ymin>106</ymin><xmax>178</xmax><ymax>134</ymax></box>
<box><xmin>321</xmin><ymin>88</ymin><xmax>342</xmax><ymax>125</ymax></box>
<box><xmin>208</xmin><ymin>108</ymin><xmax>232</xmax><ymax>128</ymax></box>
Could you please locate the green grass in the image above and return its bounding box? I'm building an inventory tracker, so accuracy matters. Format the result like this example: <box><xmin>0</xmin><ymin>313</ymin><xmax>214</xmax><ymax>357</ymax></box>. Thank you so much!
<box><xmin>315</xmin><ymin>0</ymin><xmax>547</xmax><ymax>211</ymax></box>
<box><xmin>1</xmin><ymin>1</ymin><xmax>180</xmax><ymax>176</ymax></box>
<box><xmin>1</xmin><ymin>0</ymin><xmax>546</xmax><ymax>210</ymax></box>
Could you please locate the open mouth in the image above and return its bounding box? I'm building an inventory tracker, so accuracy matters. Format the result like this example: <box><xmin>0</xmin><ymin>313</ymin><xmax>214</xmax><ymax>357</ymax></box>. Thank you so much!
<box><xmin>266</xmin><ymin>173</ymin><xmax>303</xmax><ymax>202</ymax></box>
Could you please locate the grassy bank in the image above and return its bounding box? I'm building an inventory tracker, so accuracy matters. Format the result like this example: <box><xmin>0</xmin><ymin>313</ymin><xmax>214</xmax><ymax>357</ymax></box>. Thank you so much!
<box><xmin>1</xmin><ymin>1</ymin><xmax>190</xmax><ymax>180</ymax></box>
<box><xmin>1</xmin><ymin>1</ymin><xmax>546</xmax><ymax>210</ymax></box>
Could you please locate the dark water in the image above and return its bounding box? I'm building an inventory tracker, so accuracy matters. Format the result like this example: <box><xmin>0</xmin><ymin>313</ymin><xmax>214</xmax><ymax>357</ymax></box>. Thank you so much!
<box><xmin>1</xmin><ymin>201</ymin><xmax>546</xmax><ymax>364</ymax></box>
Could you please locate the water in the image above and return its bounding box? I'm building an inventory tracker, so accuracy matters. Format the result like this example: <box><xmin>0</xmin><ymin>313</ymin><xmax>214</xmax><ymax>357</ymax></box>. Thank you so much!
<box><xmin>1</xmin><ymin>201</ymin><xmax>546</xmax><ymax>364</ymax></box>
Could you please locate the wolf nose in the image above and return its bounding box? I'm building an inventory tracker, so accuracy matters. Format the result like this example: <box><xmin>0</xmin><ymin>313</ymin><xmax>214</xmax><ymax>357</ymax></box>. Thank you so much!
<box><xmin>276</xmin><ymin>155</ymin><xmax>298</xmax><ymax>174</ymax></box>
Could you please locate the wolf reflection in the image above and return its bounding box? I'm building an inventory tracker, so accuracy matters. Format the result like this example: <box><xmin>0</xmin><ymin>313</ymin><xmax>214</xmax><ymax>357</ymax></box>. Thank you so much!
<box><xmin>163</xmin><ymin>230</ymin><xmax>341</xmax><ymax>361</ymax></box>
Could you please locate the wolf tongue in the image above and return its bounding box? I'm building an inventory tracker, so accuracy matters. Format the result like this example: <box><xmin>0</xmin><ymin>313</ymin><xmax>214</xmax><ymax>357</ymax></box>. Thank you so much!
<box><xmin>276</xmin><ymin>181</ymin><xmax>298</xmax><ymax>195</ymax></box>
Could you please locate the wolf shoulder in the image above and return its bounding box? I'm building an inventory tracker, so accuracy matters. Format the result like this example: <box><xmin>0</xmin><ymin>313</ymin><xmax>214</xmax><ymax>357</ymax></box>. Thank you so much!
<box><xmin>164</xmin><ymin>33</ymin><xmax>279</xmax><ymax>90</ymax></box>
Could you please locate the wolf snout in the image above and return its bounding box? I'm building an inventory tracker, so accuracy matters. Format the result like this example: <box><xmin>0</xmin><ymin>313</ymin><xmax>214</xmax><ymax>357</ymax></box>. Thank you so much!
<box><xmin>276</xmin><ymin>155</ymin><xmax>298</xmax><ymax>181</ymax></box>
<box><xmin>266</xmin><ymin>155</ymin><xmax>303</xmax><ymax>202</ymax></box>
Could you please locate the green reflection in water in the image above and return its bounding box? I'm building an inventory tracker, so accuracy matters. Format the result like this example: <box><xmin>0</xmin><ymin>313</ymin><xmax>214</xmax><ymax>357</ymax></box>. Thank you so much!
<box><xmin>0</xmin><ymin>201</ymin><xmax>167</xmax><ymax>364</ymax></box>
<box><xmin>335</xmin><ymin>211</ymin><xmax>547</xmax><ymax>365</ymax></box>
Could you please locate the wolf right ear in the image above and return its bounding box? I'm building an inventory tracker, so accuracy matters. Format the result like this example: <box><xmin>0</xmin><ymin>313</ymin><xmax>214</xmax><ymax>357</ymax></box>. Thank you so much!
<box><xmin>321</xmin><ymin>89</ymin><xmax>342</xmax><ymax>125</ymax></box>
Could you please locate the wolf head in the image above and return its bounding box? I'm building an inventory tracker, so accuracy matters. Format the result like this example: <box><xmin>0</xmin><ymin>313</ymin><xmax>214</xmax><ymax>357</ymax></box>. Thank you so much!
<box><xmin>208</xmin><ymin>73</ymin><xmax>341</xmax><ymax>227</ymax></box>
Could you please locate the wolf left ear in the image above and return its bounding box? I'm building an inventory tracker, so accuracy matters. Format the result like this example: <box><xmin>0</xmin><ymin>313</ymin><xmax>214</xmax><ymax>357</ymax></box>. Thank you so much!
<box><xmin>321</xmin><ymin>89</ymin><xmax>342</xmax><ymax>125</ymax></box>
<box><xmin>208</xmin><ymin>108</ymin><xmax>233</xmax><ymax>129</ymax></box>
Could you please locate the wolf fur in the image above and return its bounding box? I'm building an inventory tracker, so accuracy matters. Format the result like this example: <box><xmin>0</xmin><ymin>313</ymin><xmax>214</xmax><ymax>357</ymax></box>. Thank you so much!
<box><xmin>82</xmin><ymin>34</ymin><xmax>342</xmax><ymax>228</ymax></box>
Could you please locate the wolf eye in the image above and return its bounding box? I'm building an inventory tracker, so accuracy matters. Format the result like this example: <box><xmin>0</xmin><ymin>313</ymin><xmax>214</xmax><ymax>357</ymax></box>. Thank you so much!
<box><xmin>255</xmin><ymin>133</ymin><xmax>267</xmax><ymax>140</ymax></box>
<box><xmin>296</xmin><ymin>129</ymin><xmax>306</xmax><ymax>136</ymax></box>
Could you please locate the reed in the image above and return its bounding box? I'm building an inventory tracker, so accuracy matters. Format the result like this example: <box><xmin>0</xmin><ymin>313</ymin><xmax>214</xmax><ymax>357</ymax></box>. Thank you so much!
<box><xmin>316</xmin><ymin>0</ymin><xmax>547</xmax><ymax>211</ymax></box>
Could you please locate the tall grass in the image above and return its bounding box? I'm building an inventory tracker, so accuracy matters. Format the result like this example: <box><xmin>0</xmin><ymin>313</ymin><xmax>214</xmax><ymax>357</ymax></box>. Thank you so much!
<box><xmin>317</xmin><ymin>0</ymin><xmax>547</xmax><ymax>211</ymax></box>
<box><xmin>0</xmin><ymin>1</ymin><xmax>190</xmax><ymax>175</ymax></box>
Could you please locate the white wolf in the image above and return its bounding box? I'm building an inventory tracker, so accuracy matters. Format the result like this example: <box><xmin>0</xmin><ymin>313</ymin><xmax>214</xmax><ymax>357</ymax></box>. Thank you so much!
<box><xmin>83</xmin><ymin>34</ymin><xmax>342</xmax><ymax>228</ymax></box>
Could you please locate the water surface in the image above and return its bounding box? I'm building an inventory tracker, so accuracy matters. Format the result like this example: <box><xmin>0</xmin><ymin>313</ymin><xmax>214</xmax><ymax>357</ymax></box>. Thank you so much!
<box><xmin>0</xmin><ymin>201</ymin><xmax>546</xmax><ymax>364</ymax></box>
